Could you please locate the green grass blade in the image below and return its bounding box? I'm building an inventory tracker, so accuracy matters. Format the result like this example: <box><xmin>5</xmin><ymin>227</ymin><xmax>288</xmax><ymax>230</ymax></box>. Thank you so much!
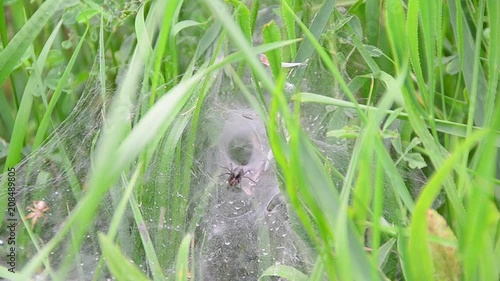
<box><xmin>386</xmin><ymin>0</ymin><xmax>466</xmax><ymax>231</ymax></box>
<box><xmin>0</xmin><ymin>92</ymin><xmax>14</xmax><ymax>136</ymax></box>
<box><xmin>201</xmin><ymin>0</ymin><xmax>274</xmax><ymax>93</ymax></box>
<box><xmin>385</xmin><ymin>0</ymin><xmax>408</xmax><ymax>69</ymax></box>
<box><xmin>485</xmin><ymin>0</ymin><xmax>500</xmax><ymax>128</ymax></box>
<box><xmin>99</xmin><ymin>13</ymin><xmax>107</xmax><ymax>115</ymax></box>
<box><xmin>32</xmin><ymin>24</ymin><xmax>90</xmax><ymax>150</ymax></box>
<box><xmin>235</xmin><ymin>2</ymin><xmax>252</xmax><ymax>43</ymax></box>
<box><xmin>365</xmin><ymin>0</ymin><xmax>380</xmax><ymax>45</ymax></box>
<box><xmin>170</xmin><ymin>36</ymin><xmax>223</xmax><ymax>265</ymax></box>
<box><xmin>0</xmin><ymin>266</ymin><xmax>30</xmax><ymax>281</ymax></box>
<box><xmin>289</xmin><ymin>0</ymin><xmax>336</xmax><ymax>84</ymax></box>
<box><xmin>448</xmin><ymin>0</ymin><xmax>488</xmax><ymax>127</ymax></box>
<box><xmin>281</xmin><ymin>0</ymin><xmax>297</xmax><ymax>59</ymax></box>
<box><xmin>307</xmin><ymin>257</ymin><xmax>325</xmax><ymax>281</ymax></box>
<box><xmin>462</xmin><ymin>88</ymin><xmax>500</xmax><ymax>280</ymax></box>
<box><xmin>174</xmin><ymin>234</ymin><xmax>192</xmax><ymax>281</ymax></box>
<box><xmin>149</xmin><ymin>0</ymin><xmax>182</xmax><ymax>105</ymax></box>
<box><xmin>0</xmin><ymin>0</ymin><xmax>8</xmax><ymax>47</ymax></box>
<box><xmin>262</xmin><ymin>20</ymin><xmax>282</xmax><ymax>79</ymax></box>
<box><xmin>281</xmin><ymin>1</ymin><xmax>367</xmax><ymax>121</ymax></box>
<box><xmin>269</xmin><ymin>74</ymin><xmax>380</xmax><ymax>280</ymax></box>
<box><xmin>249</xmin><ymin>0</ymin><xmax>259</xmax><ymax>34</ymax></box>
<box><xmin>98</xmin><ymin>234</ymin><xmax>150</xmax><ymax>281</ymax></box>
<box><xmin>129</xmin><ymin>189</ymin><xmax>166</xmax><ymax>281</ymax></box>
<box><xmin>408</xmin><ymin>129</ymin><xmax>488</xmax><ymax>281</ymax></box>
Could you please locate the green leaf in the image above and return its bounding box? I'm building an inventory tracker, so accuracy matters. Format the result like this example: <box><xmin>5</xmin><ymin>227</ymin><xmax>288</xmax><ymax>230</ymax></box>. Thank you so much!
<box><xmin>382</xmin><ymin>107</ymin><xmax>404</xmax><ymax>131</ymax></box>
<box><xmin>391</xmin><ymin>137</ymin><xmax>403</xmax><ymax>155</ymax></box>
<box><xmin>377</xmin><ymin>238</ymin><xmax>396</xmax><ymax>268</ymax></box>
<box><xmin>327</xmin><ymin>125</ymin><xmax>360</xmax><ymax>139</ymax></box>
<box><xmin>445</xmin><ymin>56</ymin><xmax>460</xmax><ymax>75</ymax></box>
<box><xmin>364</xmin><ymin>44</ymin><xmax>384</xmax><ymax>57</ymax></box>
<box><xmin>76</xmin><ymin>8</ymin><xmax>99</xmax><ymax>23</ymax></box>
<box><xmin>259</xmin><ymin>265</ymin><xmax>308</xmax><ymax>281</ymax></box>
<box><xmin>45</xmin><ymin>66</ymin><xmax>73</xmax><ymax>92</ymax></box>
<box><xmin>61</xmin><ymin>39</ymin><xmax>73</xmax><ymax>49</ymax></box>
<box><xmin>404</xmin><ymin>153</ymin><xmax>427</xmax><ymax>169</ymax></box>
<box><xmin>46</xmin><ymin>49</ymin><xmax>66</xmax><ymax>68</ymax></box>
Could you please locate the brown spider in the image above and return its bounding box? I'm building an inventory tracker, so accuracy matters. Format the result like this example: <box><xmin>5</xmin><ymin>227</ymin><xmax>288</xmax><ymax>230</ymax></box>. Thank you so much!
<box><xmin>25</xmin><ymin>200</ymin><xmax>50</xmax><ymax>227</ymax></box>
<box><xmin>220</xmin><ymin>164</ymin><xmax>256</xmax><ymax>189</ymax></box>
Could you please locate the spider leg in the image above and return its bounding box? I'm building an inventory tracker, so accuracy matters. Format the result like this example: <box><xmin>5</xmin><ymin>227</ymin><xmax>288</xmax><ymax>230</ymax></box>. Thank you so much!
<box><xmin>220</xmin><ymin>166</ymin><xmax>232</xmax><ymax>173</ymax></box>
<box><xmin>31</xmin><ymin>216</ymin><xmax>39</xmax><ymax>227</ymax></box>
<box><xmin>242</xmin><ymin>175</ymin><xmax>257</xmax><ymax>183</ymax></box>
<box><xmin>219</xmin><ymin>172</ymin><xmax>232</xmax><ymax>178</ymax></box>
<box><xmin>240</xmin><ymin>170</ymin><xmax>257</xmax><ymax>183</ymax></box>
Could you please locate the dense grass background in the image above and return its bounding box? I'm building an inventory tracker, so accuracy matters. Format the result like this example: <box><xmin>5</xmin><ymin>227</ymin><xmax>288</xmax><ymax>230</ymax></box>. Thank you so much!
<box><xmin>0</xmin><ymin>0</ymin><xmax>499</xmax><ymax>280</ymax></box>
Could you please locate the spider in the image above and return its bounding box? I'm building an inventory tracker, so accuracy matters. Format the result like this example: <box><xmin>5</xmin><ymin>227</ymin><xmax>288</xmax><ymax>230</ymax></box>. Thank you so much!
<box><xmin>25</xmin><ymin>200</ymin><xmax>50</xmax><ymax>227</ymax></box>
<box><xmin>220</xmin><ymin>164</ymin><xmax>256</xmax><ymax>189</ymax></box>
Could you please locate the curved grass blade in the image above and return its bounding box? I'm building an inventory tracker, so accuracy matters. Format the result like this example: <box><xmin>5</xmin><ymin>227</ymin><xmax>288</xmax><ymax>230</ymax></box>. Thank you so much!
<box><xmin>175</xmin><ymin>234</ymin><xmax>192</xmax><ymax>281</ymax></box>
<box><xmin>98</xmin><ymin>234</ymin><xmax>150</xmax><ymax>281</ymax></box>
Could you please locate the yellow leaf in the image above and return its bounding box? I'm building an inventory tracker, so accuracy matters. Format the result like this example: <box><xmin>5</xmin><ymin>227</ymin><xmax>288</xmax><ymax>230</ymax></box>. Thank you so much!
<box><xmin>427</xmin><ymin>209</ymin><xmax>461</xmax><ymax>281</ymax></box>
